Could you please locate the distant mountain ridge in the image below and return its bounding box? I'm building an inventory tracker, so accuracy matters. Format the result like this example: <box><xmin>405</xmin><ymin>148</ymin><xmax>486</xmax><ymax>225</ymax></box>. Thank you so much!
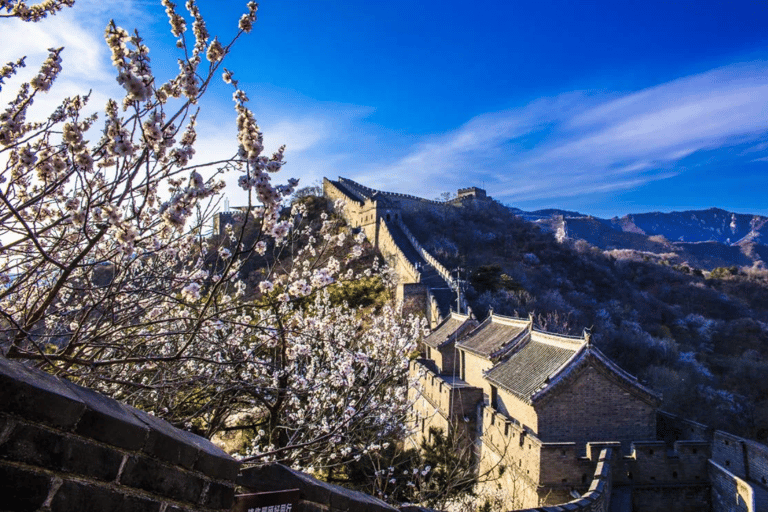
<box><xmin>515</xmin><ymin>206</ymin><xmax>768</xmax><ymax>270</ymax></box>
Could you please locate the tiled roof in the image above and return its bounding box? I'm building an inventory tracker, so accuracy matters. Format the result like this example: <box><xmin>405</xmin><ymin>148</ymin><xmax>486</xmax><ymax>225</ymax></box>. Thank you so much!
<box><xmin>530</xmin><ymin>343</ymin><xmax>661</xmax><ymax>406</ymax></box>
<box><xmin>485</xmin><ymin>330</ymin><xmax>662</xmax><ymax>406</ymax></box>
<box><xmin>424</xmin><ymin>313</ymin><xmax>474</xmax><ymax>348</ymax></box>
<box><xmin>485</xmin><ymin>333</ymin><xmax>584</xmax><ymax>403</ymax></box>
<box><xmin>456</xmin><ymin>313</ymin><xmax>530</xmax><ymax>358</ymax></box>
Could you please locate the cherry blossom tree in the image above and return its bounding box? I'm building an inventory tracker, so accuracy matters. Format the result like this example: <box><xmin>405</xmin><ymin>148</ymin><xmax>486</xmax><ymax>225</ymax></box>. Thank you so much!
<box><xmin>0</xmin><ymin>0</ymin><xmax>421</xmax><ymax>470</ymax></box>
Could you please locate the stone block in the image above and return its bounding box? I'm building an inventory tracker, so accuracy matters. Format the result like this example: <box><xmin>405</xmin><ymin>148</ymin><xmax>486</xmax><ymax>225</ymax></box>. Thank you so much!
<box><xmin>238</xmin><ymin>463</ymin><xmax>331</xmax><ymax>505</ymax></box>
<box><xmin>0</xmin><ymin>422</ymin><xmax>123</xmax><ymax>481</ymax></box>
<box><xmin>193</xmin><ymin>441</ymin><xmax>240</xmax><ymax>482</ymax></box>
<box><xmin>61</xmin><ymin>380</ymin><xmax>150</xmax><ymax>451</ymax></box>
<box><xmin>238</xmin><ymin>464</ymin><xmax>398</xmax><ymax>512</ymax></box>
<box><xmin>50</xmin><ymin>480</ymin><xmax>162</xmax><ymax>512</ymax></box>
<box><xmin>329</xmin><ymin>483</ymin><xmax>395</xmax><ymax>512</ymax></box>
<box><xmin>0</xmin><ymin>462</ymin><xmax>51</xmax><ymax>511</ymax></box>
<box><xmin>128</xmin><ymin>406</ymin><xmax>199</xmax><ymax>469</ymax></box>
<box><xmin>0</xmin><ymin>358</ymin><xmax>85</xmax><ymax>429</ymax></box>
<box><xmin>203</xmin><ymin>481</ymin><xmax>236</xmax><ymax>510</ymax></box>
<box><xmin>128</xmin><ymin>406</ymin><xmax>237</xmax><ymax>479</ymax></box>
<box><xmin>119</xmin><ymin>455</ymin><xmax>204</xmax><ymax>504</ymax></box>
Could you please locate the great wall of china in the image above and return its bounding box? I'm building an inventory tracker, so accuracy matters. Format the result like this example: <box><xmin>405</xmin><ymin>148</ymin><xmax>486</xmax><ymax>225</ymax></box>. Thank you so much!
<box><xmin>324</xmin><ymin>176</ymin><xmax>768</xmax><ymax>512</ymax></box>
<box><xmin>0</xmin><ymin>177</ymin><xmax>767</xmax><ymax>511</ymax></box>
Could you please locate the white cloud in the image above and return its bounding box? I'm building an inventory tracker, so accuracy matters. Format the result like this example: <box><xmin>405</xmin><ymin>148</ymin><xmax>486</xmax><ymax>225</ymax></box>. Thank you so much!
<box><xmin>363</xmin><ymin>61</ymin><xmax>768</xmax><ymax>205</ymax></box>
<box><xmin>0</xmin><ymin>0</ymin><xmax>159</xmax><ymax>119</ymax></box>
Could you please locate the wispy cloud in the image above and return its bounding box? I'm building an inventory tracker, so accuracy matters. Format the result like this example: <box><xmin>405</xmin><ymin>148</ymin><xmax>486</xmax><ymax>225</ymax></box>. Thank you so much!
<box><xmin>362</xmin><ymin>62</ymin><xmax>768</xmax><ymax>206</ymax></box>
<box><xmin>0</xmin><ymin>0</ymin><xmax>158</xmax><ymax>118</ymax></box>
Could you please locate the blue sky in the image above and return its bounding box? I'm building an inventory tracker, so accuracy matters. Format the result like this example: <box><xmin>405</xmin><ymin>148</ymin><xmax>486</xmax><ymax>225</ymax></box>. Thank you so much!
<box><xmin>2</xmin><ymin>0</ymin><xmax>768</xmax><ymax>217</ymax></box>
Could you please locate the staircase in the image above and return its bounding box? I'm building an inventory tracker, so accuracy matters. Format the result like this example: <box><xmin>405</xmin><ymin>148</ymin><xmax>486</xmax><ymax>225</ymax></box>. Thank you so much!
<box><xmin>384</xmin><ymin>221</ymin><xmax>455</xmax><ymax>319</ymax></box>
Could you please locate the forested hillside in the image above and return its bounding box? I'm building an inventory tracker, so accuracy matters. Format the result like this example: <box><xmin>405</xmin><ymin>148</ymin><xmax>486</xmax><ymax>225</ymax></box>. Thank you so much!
<box><xmin>402</xmin><ymin>201</ymin><xmax>768</xmax><ymax>440</ymax></box>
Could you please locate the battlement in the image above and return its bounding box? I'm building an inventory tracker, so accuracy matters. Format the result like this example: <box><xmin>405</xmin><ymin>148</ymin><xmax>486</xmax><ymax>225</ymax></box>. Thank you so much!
<box><xmin>410</xmin><ymin>359</ymin><xmax>483</xmax><ymax>419</ymax></box>
<box><xmin>337</xmin><ymin>177</ymin><xmax>447</xmax><ymax>206</ymax></box>
<box><xmin>457</xmin><ymin>187</ymin><xmax>487</xmax><ymax>199</ymax></box>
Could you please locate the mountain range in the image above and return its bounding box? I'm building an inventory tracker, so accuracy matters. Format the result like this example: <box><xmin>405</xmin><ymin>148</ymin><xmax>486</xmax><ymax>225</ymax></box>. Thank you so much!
<box><xmin>509</xmin><ymin>206</ymin><xmax>768</xmax><ymax>270</ymax></box>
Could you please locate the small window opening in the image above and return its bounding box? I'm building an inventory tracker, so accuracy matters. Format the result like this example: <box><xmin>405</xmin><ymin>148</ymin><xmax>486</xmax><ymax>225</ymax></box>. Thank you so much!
<box><xmin>581</xmin><ymin>474</ymin><xmax>587</xmax><ymax>484</ymax></box>
<box><xmin>649</xmin><ymin>449</ymin><xmax>654</xmax><ymax>455</ymax></box>
<box><xmin>673</xmin><ymin>471</ymin><xmax>678</xmax><ymax>479</ymax></box>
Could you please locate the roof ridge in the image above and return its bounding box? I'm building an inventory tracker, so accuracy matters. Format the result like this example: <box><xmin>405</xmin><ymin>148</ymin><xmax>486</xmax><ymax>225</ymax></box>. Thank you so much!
<box><xmin>530</xmin><ymin>344</ymin><xmax>661</xmax><ymax>405</ymax></box>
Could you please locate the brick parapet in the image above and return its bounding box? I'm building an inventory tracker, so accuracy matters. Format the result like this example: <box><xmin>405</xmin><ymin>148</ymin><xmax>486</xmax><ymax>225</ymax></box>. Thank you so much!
<box><xmin>238</xmin><ymin>463</ymin><xmax>398</xmax><ymax>512</ymax></box>
<box><xmin>377</xmin><ymin>219</ymin><xmax>421</xmax><ymax>284</ymax></box>
<box><xmin>411</xmin><ymin>360</ymin><xmax>483</xmax><ymax>419</ymax></box>
<box><xmin>512</xmin><ymin>448</ymin><xmax>614</xmax><ymax>512</ymax></box>
<box><xmin>0</xmin><ymin>357</ymin><xmax>238</xmax><ymax>511</ymax></box>
<box><xmin>657</xmin><ymin>410</ymin><xmax>713</xmax><ymax>444</ymax></box>
<box><xmin>395</xmin><ymin>220</ymin><xmax>458</xmax><ymax>287</ymax></box>
<box><xmin>337</xmin><ymin>177</ymin><xmax>447</xmax><ymax>207</ymax></box>
<box><xmin>607</xmin><ymin>440</ymin><xmax>711</xmax><ymax>487</ymax></box>
<box><xmin>709</xmin><ymin>460</ymin><xmax>755</xmax><ymax>512</ymax></box>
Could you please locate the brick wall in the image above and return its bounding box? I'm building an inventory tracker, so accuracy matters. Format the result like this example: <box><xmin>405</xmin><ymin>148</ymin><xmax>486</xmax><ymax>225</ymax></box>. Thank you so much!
<box><xmin>482</xmin><ymin>406</ymin><xmax>542</xmax><ymax>487</ymax></box>
<box><xmin>536</xmin><ymin>365</ymin><xmax>656</xmax><ymax>450</ymax></box>
<box><xmin>713</xmin><ymin>431</ymin><xmax>749</xmax><ymax>478</ymax></box>
<box><xmin>710</xmin><ymin>460</ymin><xmax>755</xmax><ymax>512</ymax></box>
<box><xmin>238</xmin><ymin>463</ymin><xmax>398</xmax><ymax>512</ymax></box>
<box><xmin>744</xmin><ymin>438</ymin><xmax>768</xmax><ymax>489</ymax></box>
<box><xmin>510</xmin><ymin>447</ymin><xmax>614</xmax><ymax>512</ymax></box>
<box><xmin>657</xmin><ymin>410</ymin><xmax>713</xmax><ymax>444</ymax></box>
<box><xmin>0</xmin><ymin>357</ymin><xmax>239</xmax><ymax>512</ymax></box>
<box><xmin>377</xmin><ymin>220</ymin><xmax>420</xmax><ymax>284</ymax></box>
<box><xmin>494</xmin><ymin>387</ymin><xmax>539</xmax><ymax>435</ymax></box>
<box><xmin>435</xmin><ymin>345</ymin><xmax>457</xmax><ymax>376</ymax></box>
<box><xmin>459</xmin><ymin>351</ymin><xmax>493</xmax><ymax>396</ymax></box>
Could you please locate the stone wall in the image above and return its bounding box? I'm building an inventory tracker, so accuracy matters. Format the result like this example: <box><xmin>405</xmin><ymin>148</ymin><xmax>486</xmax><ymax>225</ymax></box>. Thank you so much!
<box><xmin>710</xmin><ymin>460</ymin><xmax>755</xmax><ymax>512</ymax></box>
<box><xmin>411</xmin><ymin>360</ymin><xmax>483</xmax><ymax>420</ymax></box>
<box><xmin>482</xmin><ymin>406</ymin><xmax>543</xmax><ymax>488</ymax></box>
<box><xmin>459</xmin><ymin>351</ymin><xmax>494</xmax><ymax>399</ymax></box>
<box><xmin>377</xmin><ymin>219</ymin><xmax>421</xmax><ymax>285</ymax></box>
<box><xmin>398</xmin><ymin>283</ymin><xmax>427</xmax><ymax>315</ymax></box>
<box><xmin>511</xmin><ymin>447</ymin><xmax>614</xmax><ymax>512</ymax></box>
<box><xmin>238</xmin><ymin>463</ymin><xmax>398</xmax><ymax>512</ymax></box>
<box><xmin>657</xmin><ymin>410</ymin><xmax>713</xmax><ymax>444</ymax></box>
<box><xmin>0</xmin><ymin>357</ymin><xmax>239</xmax><ymax>512</ymax></box>
<box><xmin>535</xmin><ymin>365</ymin><xmax>657</xmax><ymax>451</ymax></box>
<box><xmin>711</xmin><ymin>430</ymin><xmax>768</xmax><ymax>486</ymax></box>
<box><xmin>493</xmin><ymin>386</ymin><xmax>539</xmax><ymax>436</ymax></box>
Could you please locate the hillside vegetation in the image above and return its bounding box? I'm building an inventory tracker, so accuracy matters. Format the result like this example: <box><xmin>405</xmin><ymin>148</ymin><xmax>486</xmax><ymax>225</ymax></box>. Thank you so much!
<box><xmin>402</xmin><ymin>201</ymin><xmax>768</xmax><ymax>440</ymax></box>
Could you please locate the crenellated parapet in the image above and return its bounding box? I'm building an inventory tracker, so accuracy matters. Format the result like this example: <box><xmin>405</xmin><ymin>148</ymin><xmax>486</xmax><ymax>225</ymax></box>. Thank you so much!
<box><xmin>511</xmin><ymin>447</ymin><xmax>614</xmax><ymax>512</ymax></box>
<box><xmin>377</xmin><ymin>220</ymin><xmax>421</xmax><ymax>284</ymax></box>
<box><xmin>410</xmin><ymin>359</ymin><xmax>483</xmax><ymax>420</ymax></box>
<box><xmin>337</xmin><ymin>177</ymin><xmax>448</xmax><ymax>208</ymax></box>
